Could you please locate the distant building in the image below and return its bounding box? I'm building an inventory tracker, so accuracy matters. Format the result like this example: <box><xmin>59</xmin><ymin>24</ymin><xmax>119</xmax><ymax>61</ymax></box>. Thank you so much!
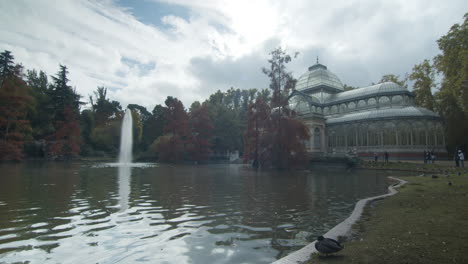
<box><xmin>289</xmin><ymin>62</ymin><xmax>446</xmax><ymax>159</ymax></box>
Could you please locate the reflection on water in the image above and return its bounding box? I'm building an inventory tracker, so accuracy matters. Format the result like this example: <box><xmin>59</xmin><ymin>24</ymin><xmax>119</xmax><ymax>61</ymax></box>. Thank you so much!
<box><xmin>118</xmin><ymin>165</ymin><xmax>131</xmax><ymax>212</ymax></box>
<box><xmin>0</xmin><ymin>162</ymin><xmax>410</xmax><ymax>263</ymax></box>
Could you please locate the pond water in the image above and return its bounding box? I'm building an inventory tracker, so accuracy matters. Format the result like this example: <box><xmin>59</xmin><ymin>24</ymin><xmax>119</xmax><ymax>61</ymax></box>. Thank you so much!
<box><xmin>0</xmin><ymin>162</ymin><xmax>407</xmax><ymax>263</ymax></box>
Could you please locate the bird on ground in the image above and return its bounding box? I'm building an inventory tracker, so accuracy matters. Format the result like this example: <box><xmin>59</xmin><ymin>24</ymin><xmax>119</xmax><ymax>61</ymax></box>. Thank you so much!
<box><xmin>315</xmin><ymin>236</ymin><xmax>344</xmax><ymax>255</ymax></box>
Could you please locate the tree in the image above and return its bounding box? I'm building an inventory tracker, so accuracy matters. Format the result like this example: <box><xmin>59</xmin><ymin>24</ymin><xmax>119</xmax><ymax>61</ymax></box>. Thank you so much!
<box><xmin>0</xmin><ymin>50</ymin><xmax>15</xmax><ymax>84</ymax></box>
<box><xmin>433</xmin><ymin>13</ymin><xmax>468</xmax><ymax>152</ymax></box>
<box><xmin>188</xmin><ymin>103</ymin><xmax>213</xmax><ymax>161</ymax></box>
<box><xmin>244</xmin><ymin>47</ymin><xmax>310</xmax><ymax>169</ymax></box>
<box><xmin>409</xmin><ymin>59</ymin><xmax>436</xmax><ymax>110</ymax></box>
<box><xmin>0</xmin><ymin>57</ymin><xmax>33</xmax><ymax>161</ymax></box>
<box><xmin>80</xmin><ymin>109</ymin><xmax>94</xmax><ymax>155</ymax></box>
<box><xmin>48</xmin><ymin>106</ymin><xmax>80</xmax><ymax>159</ymax></box>
<box><xmin>90</xmin><ymin>87</ymin><xmax>122</xmax><ymax>126</ymax></box>
<box><xmin>48</xmin><ymin>65</ymin><xmax>82</xmax><ymax>158</ymax></box>
<box><xmin>243</xmin><ymin>98</ymin><xmax>270</xmax><ymax>167</ymax></box>
<box><xmin>50</xmin><ymin>65</ymin><xmax>81</xmax><ymax>119</ymax></box>
<box><xmin>378</xmin><ymin>74</ymin><xmax>407</xmax><ymax>88</ymax></box>
<box><xmin>27</xmin><ymin>69</ymin><xmax>53</xmax><ymax>139</ymax></box>
<box><xmin>205</xmin><ymin>96</ymin><xmax>242</xmax><ymax>155</ymax></box>
<box><xmin>343</xmin><ymin>84</ymin><xmax>357</xmax><ymax>91</ymax></box>
<box><xmin>157</xmin><ymin>97</ymin><xmax>189</xmax><ymax>162</ymax></box>
<box><xmin>145</xmin><ymin>104</ymin><xmax>166</xmax><ymax>147</ymax></box>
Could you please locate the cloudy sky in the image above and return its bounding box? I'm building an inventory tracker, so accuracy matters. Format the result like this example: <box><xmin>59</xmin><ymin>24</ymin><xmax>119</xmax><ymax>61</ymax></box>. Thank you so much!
<box><xmin>0</xmin><ymin>0</ymin><xmax>466</xmax><ymax>110</ymax></box>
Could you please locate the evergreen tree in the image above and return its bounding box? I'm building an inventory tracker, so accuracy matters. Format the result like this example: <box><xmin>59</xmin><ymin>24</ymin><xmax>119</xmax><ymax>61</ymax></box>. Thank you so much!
<box><xmin>48</xmin><ymin>65</ymin><xmax>82</xmax><ymax>159</ymax></box>
<box><xmin>0</xmin><ymin>50</ymin><xmax>15</xmax><ymax>83</ymax></box>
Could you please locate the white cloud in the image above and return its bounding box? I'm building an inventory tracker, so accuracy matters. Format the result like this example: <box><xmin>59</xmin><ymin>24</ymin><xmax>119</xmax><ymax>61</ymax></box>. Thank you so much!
<box><xmin>0</xmin><ymin>0</ymin><xmax>466</xmax><ymax>110</ymax></box>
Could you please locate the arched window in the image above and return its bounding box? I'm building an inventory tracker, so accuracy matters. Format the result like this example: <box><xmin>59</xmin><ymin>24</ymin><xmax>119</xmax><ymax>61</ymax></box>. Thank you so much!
<box><xmin>314</xmin><ymin>127</ymin><xmax>321</xmax><ymax>149</ymax></box>
<box><xmin>340</xmin><ymin>104</ymin><xmax>347</xmax><ymax>113</ymax></box>
<box><xmin>379</xmin><ymin>96</ymin><xmax>390</xmax><ymax>105</ymax></box>
<box><xmin>392</xmin><ymin>95</ymin><xmax>403</xmax><ymax>105</ymax></box>
<box><xmin>331</xmin><ymin>105</ymin><xmax>338</xmax><ymax>114</ymax></box>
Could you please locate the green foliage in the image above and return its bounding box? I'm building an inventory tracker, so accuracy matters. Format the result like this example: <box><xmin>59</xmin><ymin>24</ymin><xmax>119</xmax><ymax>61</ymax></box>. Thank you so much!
<box><xmin>409</xmin><ymin>59</ymin><xmax>436</xmax><ymax>110</ymax></box>
<box><xmin>90</xmin><ymin>87</ymin><xmax>122</xmax><ymax>126</ymax></box>
<box><xmin>343</xmin><ymin>84</ymin><xmax>356</xmax><ymax>91</ymax></box>
<box><xmin>433</xmin><ymin>13</ymin><xmax>468</xmax><ymax>153</ymax></box>
<box><xmin>90</xmin><ymin>120</ymin><xmax>121</xmax><ymax>154</ymax></box>
<box><xmin>0</xmin><ymin>50</ymin><xmax>15</xmax><ymax>81</ymax></box>
<box><xmin>49</xmin><ymin>65</ymin><xmax>81</xmax><ymax>120</ymax></box>
<box><xmin>47</xmin><ymin>65</ymin><xmax>82</xmax><ymax>158</ymax></box>
<box><xmin>26</xmin><ymin>69</ymin><xmax>54</xmax><ymax>139</ymax></box>
<box><xmin>378</xmin><ymin>74</ymin><xmax>407</xmax><ymax>88</ymax></box>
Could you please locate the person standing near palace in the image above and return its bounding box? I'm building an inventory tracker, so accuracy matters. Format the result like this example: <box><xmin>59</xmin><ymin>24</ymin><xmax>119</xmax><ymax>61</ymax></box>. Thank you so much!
<box><xmin>459</xmin><ymin>150</ymin><xmax>465</xmax><ymax>168</ymax></box>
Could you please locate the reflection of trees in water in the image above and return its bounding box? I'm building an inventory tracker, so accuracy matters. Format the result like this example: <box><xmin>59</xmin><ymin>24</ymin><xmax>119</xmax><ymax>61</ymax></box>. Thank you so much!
<box><xmin>0</xmin><ymin>163</ymin><xmax>397</xmax><ymax>263</ymax></box>
<box><xmin>134</xmin><ymin>165</ymin><xmax>391</xmax><ymax>262</ymax></box>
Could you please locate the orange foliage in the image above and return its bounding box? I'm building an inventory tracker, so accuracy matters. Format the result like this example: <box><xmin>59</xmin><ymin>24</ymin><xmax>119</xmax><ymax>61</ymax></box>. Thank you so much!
<box><xmin>48</xmin><ymin>106</ymin><xmax>80</xmax><ymax>159</ymax></box>
<box><xmin>0</xmin><ymin>74</ymin><xmax>32</xmax><ymax>161</ymax></box>
<box><xmin>187</xmin><ymin>104</ymin><xmax>213</xmax><ymax>161</ymax></box>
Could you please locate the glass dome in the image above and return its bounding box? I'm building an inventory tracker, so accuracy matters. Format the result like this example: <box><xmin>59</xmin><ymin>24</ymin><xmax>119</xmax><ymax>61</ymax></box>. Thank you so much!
<box><xmin>295</xmin><ymin>63</ymin><xmax>344</xmax><ymax>92</ymax></box>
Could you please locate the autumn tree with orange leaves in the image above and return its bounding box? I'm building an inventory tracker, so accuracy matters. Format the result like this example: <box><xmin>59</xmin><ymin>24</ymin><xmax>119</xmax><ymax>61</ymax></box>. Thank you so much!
<box><xmin>0</xmin><ymin>51</ymin><xmax>33</xmax><ymax>160</ymax></box>
<box><xmin>157</xmin><ymin>96</ymin><xmax>190</xmax><ymax>162</ymax></box>
<box><xmin>244</xmin><ymin>48</ymin><xmax>310</xmax><ymax>169</ymax></box>
<box><xmin>188</xmin><ymin>103</ymin><xmax>213</xmax><ymax>162</ymax></box>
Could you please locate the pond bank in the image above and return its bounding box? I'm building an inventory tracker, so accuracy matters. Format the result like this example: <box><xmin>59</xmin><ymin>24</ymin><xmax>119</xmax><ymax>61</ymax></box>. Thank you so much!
<box><xmin>273</xmin><ymin>176</ymin><xmax>406</xmax><ymax>264</ymax></box>
<box><xmin>307</xmin><ymin>173</ymin><xmax>468</xmax><ymax>264</ymax></box>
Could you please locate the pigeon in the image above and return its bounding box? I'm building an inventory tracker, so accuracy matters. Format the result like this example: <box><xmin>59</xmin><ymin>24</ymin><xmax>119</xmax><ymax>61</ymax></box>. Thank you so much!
<box><xmin>315</xmin><ymin>236</ymin><xmax>344</xmax><ymax>255</ymax></box>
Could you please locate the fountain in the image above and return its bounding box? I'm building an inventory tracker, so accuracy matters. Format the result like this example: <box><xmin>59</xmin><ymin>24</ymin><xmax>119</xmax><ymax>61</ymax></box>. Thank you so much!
<box><xmin>118</xmin><ymin>108</ymin><xmax>133</xmax><ymax>164</ymax></box>
<box><xmin>117</xmin><ymin>108</ymin><xmax>133</xmax><ymax>212</ymax></box>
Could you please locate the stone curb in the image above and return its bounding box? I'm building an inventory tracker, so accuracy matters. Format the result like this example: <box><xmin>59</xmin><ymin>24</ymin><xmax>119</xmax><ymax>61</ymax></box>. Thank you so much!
<box><xmin>272</xmin><ymin>176</ymin><xmax>408</xmax><ymax>264</ymax></box>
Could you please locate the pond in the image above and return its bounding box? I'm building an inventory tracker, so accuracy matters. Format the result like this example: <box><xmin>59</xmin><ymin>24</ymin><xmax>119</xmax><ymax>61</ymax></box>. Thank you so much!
<box><xmin>0</xmin><ymin>162</ymin><xmax>406</xmax><ymax>263</ymax></box>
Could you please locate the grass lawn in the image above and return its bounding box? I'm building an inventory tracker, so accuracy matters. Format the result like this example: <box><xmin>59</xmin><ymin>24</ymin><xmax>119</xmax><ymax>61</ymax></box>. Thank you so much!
<box><xmin>308</xmin><ymin>173</ymin><xmax>468</xmax><ymax>264</ymax></box>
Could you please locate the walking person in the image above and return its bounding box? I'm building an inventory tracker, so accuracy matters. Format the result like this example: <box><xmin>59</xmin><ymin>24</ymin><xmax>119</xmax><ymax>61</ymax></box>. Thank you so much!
<box><xmin>384</xmin><ymin>151</ymin><xmax>389</xmax><ymax>163</ymax></box>
<box><xmin>459</xmin><ymin>150</ymin><xmax>465</xmax><ymax>168</ymax></box>
<box><xmin>374</xmin><ymin>152</ymin><xmax>378</xmax><ymax>163</ymax></box>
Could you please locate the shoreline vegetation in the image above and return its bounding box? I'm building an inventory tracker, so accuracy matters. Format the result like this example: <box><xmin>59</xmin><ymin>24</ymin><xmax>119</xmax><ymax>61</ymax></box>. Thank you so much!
<box><xmin>1</xmin><ymin>14</ymin><xmax>467</xmax><ymax>167</ymax></box>
<box><xmin>306</xmin><ymin>163</ymin><xmax>468</xmax><ymax>264</ymax></box>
